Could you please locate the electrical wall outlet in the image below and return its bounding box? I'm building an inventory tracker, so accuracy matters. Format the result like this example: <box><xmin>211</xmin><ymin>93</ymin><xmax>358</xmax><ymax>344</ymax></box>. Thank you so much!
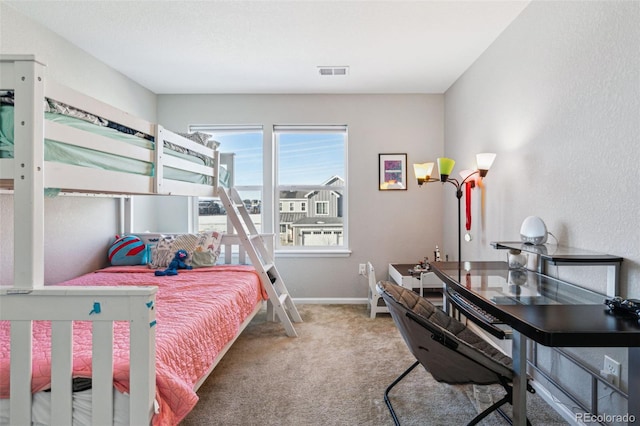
<box><xmin>358</xmin><ymin>264</ymin><xmax>366</xmax><ymax>275</ymax></box>
<box><xmin>602</xmin><ymin>355</ymin><xmax>621</xmax><ymax>387</ymax></box>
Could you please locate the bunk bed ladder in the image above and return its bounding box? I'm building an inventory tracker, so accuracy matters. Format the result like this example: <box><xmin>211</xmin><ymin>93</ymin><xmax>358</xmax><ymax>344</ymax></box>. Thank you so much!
<box><xmin>219</xmin><ymin>187</ymin><xmax>302</xmax><ymax>337</ymax></box>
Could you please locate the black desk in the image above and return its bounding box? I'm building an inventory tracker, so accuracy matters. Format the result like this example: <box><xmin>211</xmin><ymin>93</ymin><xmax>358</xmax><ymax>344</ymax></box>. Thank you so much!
<box><xmin>430</xmin><ymin>261</ymin><xmax>640</xmax><ymax>426</ymax></box>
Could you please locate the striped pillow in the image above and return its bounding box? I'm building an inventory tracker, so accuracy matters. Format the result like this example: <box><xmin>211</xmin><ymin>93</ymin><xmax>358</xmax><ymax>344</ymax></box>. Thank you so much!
<box><xmin>108</xmin><ymin>235</ymin><xmax>149</xmax><ymax>266</ymax></box>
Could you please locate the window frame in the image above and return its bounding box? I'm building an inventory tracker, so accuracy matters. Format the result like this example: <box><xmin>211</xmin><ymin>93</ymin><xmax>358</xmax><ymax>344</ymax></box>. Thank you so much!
<box><xmin>273</xmin><ymin>125</ymin><xmax>349</xmax><ymax>255</ymax></box>
<box><xmin>189</xmin><ymin>124</ymin><xmax>265</xmax><ymax>236</ymax></box>
<box><xmin>315</xmin><ymin>201</ymin><xmax>329</xmax><ymax>216</ymax></box>
<box><xmin>189</xmin><ymin>123</ymin><xmax>350</xmax><ymax>257</ymax></box>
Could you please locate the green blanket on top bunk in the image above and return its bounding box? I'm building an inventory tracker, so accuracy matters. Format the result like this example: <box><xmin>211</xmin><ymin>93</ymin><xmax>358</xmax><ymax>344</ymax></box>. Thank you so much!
<box><xmin>0</xmin><ymin>105</ymin><xmax>230</xmax><ymax>188</ymax></box>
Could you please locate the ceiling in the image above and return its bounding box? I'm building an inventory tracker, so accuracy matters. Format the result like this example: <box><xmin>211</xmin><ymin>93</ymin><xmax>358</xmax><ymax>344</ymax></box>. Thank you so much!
<box><xmin>5</xmin><ymin>0</ymin><xmax>529</xmax><ymax>95</ymax></box>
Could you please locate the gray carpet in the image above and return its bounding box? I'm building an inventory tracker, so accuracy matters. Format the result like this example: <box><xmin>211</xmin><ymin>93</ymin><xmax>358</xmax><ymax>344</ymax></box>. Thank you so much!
<box><xmin>181</xmin><ymin>304</ymin><xmax>568</xmax><ymax>425</ymax></box>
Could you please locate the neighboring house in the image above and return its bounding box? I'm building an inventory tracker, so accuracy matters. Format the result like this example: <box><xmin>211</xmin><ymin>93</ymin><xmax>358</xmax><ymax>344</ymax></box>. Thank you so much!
<box><xmin>291</xmin><ymin>216</ymin><xmax>343</xmax><ymax>246</ymax></box>
<box><xmin>280</xmin><ymin>176</ymin><xmax>344</xmax><ymax>246</ymax></box>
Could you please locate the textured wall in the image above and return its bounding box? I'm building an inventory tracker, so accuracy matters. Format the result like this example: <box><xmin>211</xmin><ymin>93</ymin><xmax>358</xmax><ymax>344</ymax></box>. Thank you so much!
<box><xmin>444</xmin><ymin>0</ymin><xmax>640</xmax><ymax>414</ymax></box>
<box><xmin>0</xmin><ymin>195</ymin><xmax>119</xmax><ymax>286</ymax></box>
<box><xmin>445</xmin><ymin>1</ymin><xmax>639</xmax><ymax>298</ymax></box>
<box><xmin>157</xmin><ymin>93</ymin><xmax>446</xmax><ymax>299</ymax></box>
<box><xmin>0</xmin><ymin>2</ymin><xmax>159</xmax><ymax>284</ymax></box>
<box><xmin>0</xmin><ymin>2</ymin><xmax>157</xmax><ymax>120</ymax></box>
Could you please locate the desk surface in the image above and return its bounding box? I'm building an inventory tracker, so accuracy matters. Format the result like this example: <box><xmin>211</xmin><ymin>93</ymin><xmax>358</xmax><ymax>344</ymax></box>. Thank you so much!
<box><xmin>430</xmin><ymin>261</ymin><xmax>640</xmax><ymax>347</ymax></box>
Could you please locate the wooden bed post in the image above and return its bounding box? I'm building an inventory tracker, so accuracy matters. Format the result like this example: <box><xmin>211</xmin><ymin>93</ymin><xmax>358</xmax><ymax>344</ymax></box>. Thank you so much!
<box><xmin>13</xmin><ymin>57</ymin><xmax>46</xmax><ymax>290</ymax></box>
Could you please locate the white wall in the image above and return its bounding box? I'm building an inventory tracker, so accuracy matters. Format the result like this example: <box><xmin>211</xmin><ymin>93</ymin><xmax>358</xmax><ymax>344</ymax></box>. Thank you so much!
<box><xmin>445</xmin><ymin>0</ymin><xmax>639</xmax><ymax>298</ymax></box>
<box><xmin>1</xmin><ymin>1</ymin><xmax>446</xmax><ymax>297</ymax></box>
<box><xmin>3</xmin><ymin>0</ymin><xmax>636</xmax><ymax>298</ymax></box>
<box><xmin>444</xmin><ymin>0</ymin><xmax>639</xmax><ymax>415</ymax></box>
<box><xmin>0</xmin><ymin>2</ymin><xmax>159</xmax><ymax>284</ymax></box>
<box><xmin>130</xmin><ymin>195</ymin><xmax>192</xmax><ymax>234</ymax></box>
<box><xmin>0</xmin><ymin>195</ymin><xmax>119</xmax><ymax>286</ymax></box>
<box><xmin>0</xmin><ymin>3</ymin><xmax>157</xmax><ymax>120</ymax></box>
<box><xmin>2</xmin><ymin>0</ymin><xmax>638</xmax><ymax>416</ymax></box>
<box><xmin>157</xmin><ymin>94</ymin><xmax>445</xmax><ymax>299</ymax></box>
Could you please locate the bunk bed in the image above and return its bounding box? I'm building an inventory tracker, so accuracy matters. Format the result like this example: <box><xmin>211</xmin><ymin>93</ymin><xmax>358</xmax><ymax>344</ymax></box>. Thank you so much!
<box><xmin>0</xmin><ymin>55</ymin><xmax>272</xmax><ymax>425</ymax></box>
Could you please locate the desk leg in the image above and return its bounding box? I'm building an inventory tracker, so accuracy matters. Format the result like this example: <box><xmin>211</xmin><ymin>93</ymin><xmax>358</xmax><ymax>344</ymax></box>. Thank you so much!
<box><xmin>512</xmin><ymin>331</ymin><xmax>527</xmax><ymax>426</ymax></box>
<box><xmin>630</xmin><ymin>347</ymin><xmax>639</xmax><ymax>423</ymax></box>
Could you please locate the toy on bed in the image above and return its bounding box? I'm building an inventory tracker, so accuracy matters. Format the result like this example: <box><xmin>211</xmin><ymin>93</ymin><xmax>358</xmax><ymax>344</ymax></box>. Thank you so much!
<box><xmin>155</xmin><ymin>250</ymin><xmax>192</xmax><ymax>276</ymax></box>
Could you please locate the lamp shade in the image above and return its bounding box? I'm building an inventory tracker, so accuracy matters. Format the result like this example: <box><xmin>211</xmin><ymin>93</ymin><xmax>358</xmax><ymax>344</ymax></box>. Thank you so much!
<box><xmin>437</xmin><ymin>157</ymin><xmax>455</xmax><ymax>182</ymax></box>
<box><xmin>413</xmin><ymin>162</ymin><xmax>434</xmax><ymax>185</ymax></box>
<box><xmin>476</xmin><ymin>153</ymin><xmax>496</xmax><ymax>177</ymax></box>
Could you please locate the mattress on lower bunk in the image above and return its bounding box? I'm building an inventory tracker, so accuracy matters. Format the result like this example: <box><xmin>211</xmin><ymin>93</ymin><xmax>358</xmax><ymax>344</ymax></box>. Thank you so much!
<box><xmin>0</xmin><ymin>386</ymin><xmax>131</xmax><ymax>426</ymax></box>
<box><xmin>0</xmin><ymin>264</ymin><xmax>267</xmax><ymax>426</ymax></box>
<box><xmin>0</xmin><ymin>105</ymin><xmax>231</xmax><ymax>187</ymax></box>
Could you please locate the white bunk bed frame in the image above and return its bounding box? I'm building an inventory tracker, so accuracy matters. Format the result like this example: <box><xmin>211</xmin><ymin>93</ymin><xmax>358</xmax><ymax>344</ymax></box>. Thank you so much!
<box><xmin>0</xmin><ymin>55</ymin><xmax>266</xmax><ymax>425</ymax></box>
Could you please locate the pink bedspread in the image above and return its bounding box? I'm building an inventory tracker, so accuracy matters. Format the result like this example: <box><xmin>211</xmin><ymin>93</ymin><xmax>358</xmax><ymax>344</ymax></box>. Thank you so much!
<box><xmin>0</xmin><ymin>265</ymin><xmax>267</xmax><ymax>425</ymax></box>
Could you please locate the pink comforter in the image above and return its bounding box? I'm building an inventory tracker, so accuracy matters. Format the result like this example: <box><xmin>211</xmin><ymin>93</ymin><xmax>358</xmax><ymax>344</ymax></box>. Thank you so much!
<box><xmin>0</xmin><ymin>265</ymin><xmax>267</xmax><ymax>425</ymax></box>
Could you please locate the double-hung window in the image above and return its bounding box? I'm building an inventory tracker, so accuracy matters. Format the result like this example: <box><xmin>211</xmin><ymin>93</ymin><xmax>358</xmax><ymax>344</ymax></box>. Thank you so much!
<box><xmin>274</xmin><ymin>125</ymin><xmax>348</xmax><ymax>252</ymax></box>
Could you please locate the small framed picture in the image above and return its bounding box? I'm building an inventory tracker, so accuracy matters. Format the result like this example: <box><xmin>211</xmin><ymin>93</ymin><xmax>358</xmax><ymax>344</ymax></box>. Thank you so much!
<box><xmin>379</xmin><ymin>153</ymin><xmax>407</xmax><ymax>190</ymax></box>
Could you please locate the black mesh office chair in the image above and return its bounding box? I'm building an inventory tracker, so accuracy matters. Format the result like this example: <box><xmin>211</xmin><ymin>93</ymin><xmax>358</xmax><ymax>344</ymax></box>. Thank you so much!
<box><xmin>378</xmin><ymin>280</ymin><xmax>534</xmax><ymax>425</ymax></box>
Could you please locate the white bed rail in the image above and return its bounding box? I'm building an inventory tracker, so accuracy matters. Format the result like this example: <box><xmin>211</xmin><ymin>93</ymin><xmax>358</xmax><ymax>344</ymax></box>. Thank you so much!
<box><xmin>0</xmin><ymin>54</ymin><xmax>220</xmax><ymax>198</ymax></box>
<box><xmin>220</xmin><ymin>233</ymin><xmax>275</xmax><ymax>265</ymax></box>
<box><xmin>0</xmin><ymin>286</ymin><xmax>157</xmax><ymax>425</ymax></box>
<box><xmin>156</xmin><ymin>126</ymin><xmax>220</xmax><ymax>197</ymax></box>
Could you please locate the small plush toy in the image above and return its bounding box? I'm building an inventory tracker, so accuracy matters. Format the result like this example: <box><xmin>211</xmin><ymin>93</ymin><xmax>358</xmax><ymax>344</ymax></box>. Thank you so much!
<box><xmin>155</xmin><ymin>250</ymin><xmax>192</xmax><ymax>276</ymax></box>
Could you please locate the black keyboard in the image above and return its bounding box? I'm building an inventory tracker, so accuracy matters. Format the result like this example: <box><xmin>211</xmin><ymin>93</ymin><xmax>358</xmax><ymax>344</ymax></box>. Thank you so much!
<box><xmin>447</xmin><ymin>290</ymin><xmax>508</xmax><ymax>339</ymax></box>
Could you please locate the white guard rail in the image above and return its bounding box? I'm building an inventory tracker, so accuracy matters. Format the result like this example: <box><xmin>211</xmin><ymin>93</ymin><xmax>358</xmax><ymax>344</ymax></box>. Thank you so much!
<box><xmin>0</xmin><ymin>286</ymin><xmax>157</xmax><ymax>425</ymax></box>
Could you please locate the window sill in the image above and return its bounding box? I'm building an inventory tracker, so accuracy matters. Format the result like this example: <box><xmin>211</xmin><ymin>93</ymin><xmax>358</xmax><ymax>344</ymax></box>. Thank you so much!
<box><xmin>275</xmin><ymin>249</ymin><xmax>352</xmax><ymax>258</ymax></box>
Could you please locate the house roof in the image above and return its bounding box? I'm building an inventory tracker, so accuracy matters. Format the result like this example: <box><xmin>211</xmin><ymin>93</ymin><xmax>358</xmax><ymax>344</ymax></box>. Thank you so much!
<box><xmin>280</xmin><ymin>213</ymin><xmax>307</xmax><ymax>224</ymax></box>
<box><xmin>321</xmin><ymin>175</ymin><xmax>344</xmax><ymax>186</ymax></box>
<box><xmin>291</xmin><ymin>217</ymin><xmax>343</xmax><ymax>227</ymax></box>
<box><xmin>280</xmin><ymin>191</ymin><xmax>308</xmax><ymax>200</ymax></box>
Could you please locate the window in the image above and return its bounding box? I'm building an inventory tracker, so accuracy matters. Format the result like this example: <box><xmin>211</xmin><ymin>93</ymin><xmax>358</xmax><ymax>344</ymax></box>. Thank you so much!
<box><xmin>190</xmin><ymin>124</ymin><xmax>348</xmax><ymax>254</ymax></box>
<box><xmin>189</xmin><ymin>125</ymin><xmax>263</xmax><ymax>235</ymax></box>
<box><xmin>274</xmin><ymin>125</ymin><xmax>347</xmax><ymax>250</ymax></box>
<box><xmin>315</xmin><ymin>201</ymin><xmax>328</xmax><ymax>215</ymax></box>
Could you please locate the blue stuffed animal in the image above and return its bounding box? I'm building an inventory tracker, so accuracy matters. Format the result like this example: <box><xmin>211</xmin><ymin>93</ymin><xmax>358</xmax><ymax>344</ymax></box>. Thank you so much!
<box><xmin>155</xmin><ymin>249</ymin><xmax>192</xmax><ymax>276</ymax></box>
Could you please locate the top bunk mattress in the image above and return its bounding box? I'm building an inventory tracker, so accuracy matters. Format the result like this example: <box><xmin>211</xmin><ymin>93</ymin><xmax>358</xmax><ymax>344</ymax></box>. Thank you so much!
<box><xmin>0</xmin><ymin>264</ymin><xmax>266</xmax><ymax>425</ymax></box>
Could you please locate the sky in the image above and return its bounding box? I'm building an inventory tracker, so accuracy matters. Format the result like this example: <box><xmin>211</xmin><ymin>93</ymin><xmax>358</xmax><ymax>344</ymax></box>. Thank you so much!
<box><xmin>213</xmin><ymin>131</ymin><xmax>345</xmax><ymax>188</ymax></box>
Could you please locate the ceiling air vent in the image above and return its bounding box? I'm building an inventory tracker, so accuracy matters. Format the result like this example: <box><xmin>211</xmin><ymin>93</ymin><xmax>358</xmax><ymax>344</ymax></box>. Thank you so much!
<box><xmin>318</xmin><ymin>66</ymin><xmax>349</xmax><ymax>76</ymax></box>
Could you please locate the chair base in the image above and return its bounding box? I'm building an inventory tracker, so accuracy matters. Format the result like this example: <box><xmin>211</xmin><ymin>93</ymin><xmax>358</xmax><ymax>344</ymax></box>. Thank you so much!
<box><xmin>384</xmin><ymin>361</ymin><xmax>420</xmax><ymax>425</ymax></box>
<box><xmin>383</xmin><ymin>361</ymin><xmax>532</xmax><ymax>426</ymax></box>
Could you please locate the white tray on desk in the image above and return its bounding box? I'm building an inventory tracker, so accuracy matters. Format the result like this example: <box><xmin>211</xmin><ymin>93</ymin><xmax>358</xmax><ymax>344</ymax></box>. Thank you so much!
<box><xmin>388</xmin><ymin>264</ymin><xmax>445</xmax><ymax>306</ymax></box>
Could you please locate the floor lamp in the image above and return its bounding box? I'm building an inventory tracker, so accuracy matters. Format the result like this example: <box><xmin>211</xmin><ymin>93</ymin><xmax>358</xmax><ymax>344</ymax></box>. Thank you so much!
<box><xmin>414</xmin><ymin>153</ymin><xmax>496</xmax><ymax>263</ymax></box>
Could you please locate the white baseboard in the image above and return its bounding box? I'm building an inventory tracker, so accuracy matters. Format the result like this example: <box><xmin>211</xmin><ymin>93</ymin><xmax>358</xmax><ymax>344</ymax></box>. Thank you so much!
<box><xmin>530</xmin><ymin>380</ymin><xmax>583</xmax><ymax>426</ymax></box>
<box><xmin>292</xmin><ymin>298</ymin><xmax>368</xmax><ymax>305</ymax></box>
